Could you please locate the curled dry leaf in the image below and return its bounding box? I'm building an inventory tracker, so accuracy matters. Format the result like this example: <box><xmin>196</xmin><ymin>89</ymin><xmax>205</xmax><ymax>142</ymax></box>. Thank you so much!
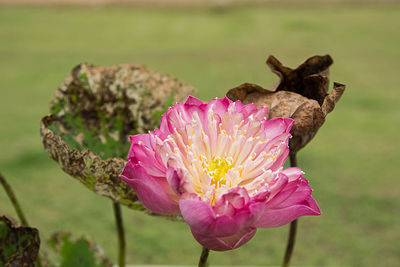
<box><xmin>41</xmin><ymin>63</ymin><xmax>195</xmax><ymax>218</ymax></box>
<box><xmin>0</xmin><ymin>215</ymin><xmax>40</xmax><ymax>267</ymax></box>
<box><xmin>227</xmin><ymin>55</ymin><xmax>345</xmax><ymax>152</ymax></box>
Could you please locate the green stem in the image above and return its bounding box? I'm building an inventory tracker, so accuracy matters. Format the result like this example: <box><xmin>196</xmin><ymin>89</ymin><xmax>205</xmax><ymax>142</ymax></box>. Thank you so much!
<box><xmin>281</xmin><ymin>152</ymin><xmax>298</xmax><ymax>267</ymax></box>
<box><xmin>282</xmin><ymin>218</ymin><xmax>298</xmax><ymax>267</ymax></box>
<box><xmin>0</xmin><ymin>171</ymin><xmax>42</xmax><ymax>267</ymax></box>
<box><xmin>0</xmin><ymin>171</ymin><xmax>29</xmax><ymax>226</ymax></box>
<box><xmin>113</xmin><ymin>202</ymin><xmax>126</xmax><ymax>267</ymax></box>
<box><xmin>198</xmin><ymin>246</ymin><xmax>210</xmax><ymax>267</ymax></box>
<box><xmin>289</xmin><ymin>152</ymin><xmax>297</xmax><ymax>167</ymax></box>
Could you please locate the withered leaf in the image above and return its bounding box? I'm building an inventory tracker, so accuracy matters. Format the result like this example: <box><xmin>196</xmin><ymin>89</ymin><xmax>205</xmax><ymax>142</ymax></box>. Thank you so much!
<box><xmin>227</xmin><ymin>55</ymin><xmax>345</xmax><ymax>152</ymax></box>
<box><xmin>41</xmin><ymin>63</ymin><xmax>193</xmax><ymax>220</ymax></box>
<box><xmin>0</xmin><ymin>215</ymin><xmax>40</xmax><ymax>267</ymax></box>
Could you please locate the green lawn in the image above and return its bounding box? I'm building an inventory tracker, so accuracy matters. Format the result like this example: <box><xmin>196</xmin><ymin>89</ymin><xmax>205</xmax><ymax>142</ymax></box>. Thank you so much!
<box><xmin>1</xmin><ymin>3</ymin><xmax>400</xmax><ymax>266</ymax></box>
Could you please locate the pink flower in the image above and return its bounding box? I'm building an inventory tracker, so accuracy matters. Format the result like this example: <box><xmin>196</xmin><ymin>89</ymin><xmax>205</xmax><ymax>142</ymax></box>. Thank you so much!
<box><xmin>120</xmin><ymin>96</ymin><xmax>321</xmax><ymax>251</ymax></box>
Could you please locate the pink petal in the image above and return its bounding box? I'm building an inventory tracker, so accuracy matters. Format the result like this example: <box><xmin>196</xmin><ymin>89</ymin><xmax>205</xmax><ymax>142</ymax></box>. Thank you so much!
<box><xmin>159</xmin><ymin>103</ymin><xmax>191</xmax><ymax>135</ymax></box>
<box><xmin>252</xmin><ymin>190</ymin><xmax>271</xmax><ymax>202</ymax></box>
<box><xmin>130</xmin><ymin>134</ymin><xmax>153</xmax><ymax>149</ymax></box>
<box><xmin>130</xmin><ymin>143</ymin><xmax>166</xmax><ymax>177</ymax></box>
<box><xmin>183</xmin><ymin>96</ymin><xmax>206</xmax><ymax>118</ymax></box>
<box><xmin>254</xmin><ymin>197</ymin><xmax>321</xmax><ymax>228</ymax></box>
<box><xmin>215</xmin><ymin>187</ymin><xmax>250</xmax><ymax>209</ymax></box>
<box><xmin>281</xmin><ymin>167</ymin><xmax>303</xmax><ymax>182</ymax></box>
<box><xmin>264</xmin><ymin>179</ymin><xmax>303</xmax><ymax>208</ymax></box>
<box><xmin>271</xmin><ymin>179</ymin><xmax>313</xmax><ymax>209</ymax></box>
<box><xmin>230</xmin><ymin>99</ymin><xmax>245</xmax><ymax>112</ymax></box>
<box><xmin>162</xmin><ymin>102</ymin><xmax>191</xmax><ymax>133</ymax></box>
<box><xmin>192</xmin><ymin>227</ymin><xmax>257</xmax><ymax>251</ymax></box>
<box><xmin>213</xmin><ymin>201</ymin><xmax>235</xmax><ymax>217</ymax></box>
<box><xmin>206</xmin><ymin>97</ymin><xmax>231</xmax><ymax>118</ymax></box>
<box><xmin>180</xmin><ymin>190</ymin><xmax>265</xmax><ymax>237</ymax></box>
<box><xmin>263</xmin><ymin>118</ymin><xmax>294</xmax><ymax>140</ymax></box>
<box><xmin>128</xmin><ymin>134</ymin><xmax>151</xmax><ymax>160</ymax></box>
<box><xmin>159</xmin><ymin>112</ymin><xmax>172</xmax><ymax>136</ymax></box>
<box><xmin>251</xmin><ymin>106</ymin><xmax>269</xmax><ymax>121</ymax></box>
<box><xmin>179</xmin><ymin>198</ymin><xmax>241</xmax><ymax>237</ymax></box>
<box><xmin>240</xmin><ymin>103</ymin><xmax>257</xmax><ymax>117</ymax></box>
<box><xmin>120</xmin><ymin>163</ymin><xmax>179</xmax><ymax>215</ymax></box>
<box><xmin>184</xmin><ymin>95</ymin><xmax>204</xmax><ymax>106</ymax></box>
<box><xmin>269</xmin><ymin>144</ymin><xmax>290</xmax><ymax>172</ymax></box>
<box><xmin>268</xmin><ymin>172</ymin><xmax>289</xmax><ymax>199</ymax></box>
<box><xmin>255</xmin><ymin>178</ymin><xmax>320</xmax><ymax>228</ymax></box>
<box><xmin>224</xmin><ymin>193</ymin><xmax>246</xmax><ymax>209</ymax></box>
<box><xmin>166</xmin><ymin>167</ymin><xmax>182</xmax><ymax>195</ymax></box>
<box><xmin>128</xmin><ymin>133</ymin><xmax>167</xmax><ymax>178</ymax></box>
<box><xmin>166</xmin><ymin>167</ymin><xmax>196</xmax><ymax>195</ymax></box>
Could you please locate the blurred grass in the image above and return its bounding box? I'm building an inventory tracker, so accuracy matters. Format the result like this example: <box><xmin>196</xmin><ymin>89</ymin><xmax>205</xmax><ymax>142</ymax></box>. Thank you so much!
<box><xmin>0</xmin><ymin>3</ymin><xmax>400</xmax><ymax>266</ymax></box>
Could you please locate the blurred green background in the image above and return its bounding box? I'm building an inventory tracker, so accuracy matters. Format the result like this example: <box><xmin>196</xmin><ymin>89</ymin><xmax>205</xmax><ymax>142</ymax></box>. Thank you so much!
<box><xmin>0</xmin><ymin>1</ymin><xmax>399</xmax><ymax>266</ymax></box>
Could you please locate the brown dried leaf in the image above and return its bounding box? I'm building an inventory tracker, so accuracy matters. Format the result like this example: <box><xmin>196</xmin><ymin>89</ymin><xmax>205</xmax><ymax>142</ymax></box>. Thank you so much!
<box><xmin>41</xmin><ymin>115</ymin><xmax>140</xmax><ymax>209</ymax></box>
<box><xmin>227</xmin><ymin>55</ymin><xmax>345</xmax><ymax>152</ymax></box>
<box><xmin>267</xmin><ymin>54</ymin><xmax>333</xmax><ymax>104</ymax></box>
<box><xmin>0</xmin><ymin>215</ymin><xmax>40</xmax><ymax>267</ymax></box>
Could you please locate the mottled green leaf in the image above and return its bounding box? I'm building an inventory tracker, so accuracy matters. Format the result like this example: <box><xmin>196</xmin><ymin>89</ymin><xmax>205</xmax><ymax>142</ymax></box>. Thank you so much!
<box><xmin>49</xmin><ymin>232</ymin><xmax>112</xmax><ymax>267</ymax></box>
<box><xmin>40</xmin><ymin>63</ymin><xmax>194</xmax><ymax>219</ymax></box>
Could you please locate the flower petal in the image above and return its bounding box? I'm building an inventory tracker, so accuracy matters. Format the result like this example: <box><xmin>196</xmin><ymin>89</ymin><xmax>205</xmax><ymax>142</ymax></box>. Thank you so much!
<box><xmin>192</xmin><ymin>227</ymin><xmax>257</xmax><ymax>251</ymax></box>
<box><xmin>255</xmin><ymin>177</ymin><xmax>320</xmax><ymax>228</ymax></box>
<box><xmin>179</xmin><ymin>198</ymin><xmax>240</xmax><ymax>237</ymax></box>
<box><xmin>130</xmin><ymin>143</ymin><xmax>166</xmax><ymax>177</ymax></box>
<box><xmin>120</xmin><ymin>163</ymin><xmax>179</xmax><ymax>215</ymax></box>
<box><xmin>268</xmin><ymin>172</ymin><xmax>289</xmax><ymax>199</ymax></box>
<box><xmin>166</xmin><ymin>167</ymin><xmax>196</xmax><ymax>195</ymax></box>
<box><xmin>207</xmin><ymin>97</ymin><xmax>231</xmax><ymax>118</ymax></box>
<box><xmin>281</xmin><ymin>167</ymin><xmax>304</xmax><ymax>182</ymax></box>
<box><xmin>254</xmin><ymin>197</ymin><xmax>320</xmax><ymax>228</ymax></box>
<box><xmin>184</xmin><ymin>95</ymin><xmax>204</xmax><ymax>107</ymax></box>
<box><xmin>262</xmin><ymin>118</ymin><xmax>294</xmax><ymax>140</ymax></box>
<box><xmin>180</xmin><ymin>189</ymin><xmax>265</xmax><ymax>238</ymax></box>
<box><xmin>271</xmin><ymin>179</ymin><xmax>312</xmax><ymax>209</ymax></box>
<box><xmin>128</xmin><ymin>133</ymin><xmax>167</xmax><ymax>177</ymax></box>
<box><xmin>166</xmin><ymin>167</ymin><xmax>182</xmax><ymax>195</ymax></box>
<box><xmin>265</xmin><ymin>179</ymin><xmax>302</xmax><ymax>208</ymax></box>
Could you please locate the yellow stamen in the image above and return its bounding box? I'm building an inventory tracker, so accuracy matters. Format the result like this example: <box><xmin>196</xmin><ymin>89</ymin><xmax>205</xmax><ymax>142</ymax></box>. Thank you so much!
<box><xmin>211</xmin><ymin>192</ymin><xmax>217</xmax><ymax>205</ymax></box>
<box><xmin>239</xmin><ymin>167</ymin><xmax>244</xmax><ymax>177</ymax></box>
<box><xmin>207</xmin><ymin>158</ymin><xmax>232</xmax><ymax>188</ymax></box>
<box><xmin>238</xmin><ymin>121</ymin><xmax>243</xmax><ymax>130</ymax></box>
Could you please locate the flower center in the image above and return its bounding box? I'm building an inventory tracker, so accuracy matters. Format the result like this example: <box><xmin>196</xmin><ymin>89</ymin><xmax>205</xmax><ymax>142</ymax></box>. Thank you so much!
<box><xmin>207</xmin><ymin>157</ymin><xmax>232</xmax><ymax>188</ymax></box>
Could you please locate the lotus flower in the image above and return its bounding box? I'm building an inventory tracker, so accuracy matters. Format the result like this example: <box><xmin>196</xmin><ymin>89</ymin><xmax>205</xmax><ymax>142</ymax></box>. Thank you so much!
<box><xmin>120</xmin><ymin>96</ymin><xmax>320</xmax><ymax>251</ymax></box>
